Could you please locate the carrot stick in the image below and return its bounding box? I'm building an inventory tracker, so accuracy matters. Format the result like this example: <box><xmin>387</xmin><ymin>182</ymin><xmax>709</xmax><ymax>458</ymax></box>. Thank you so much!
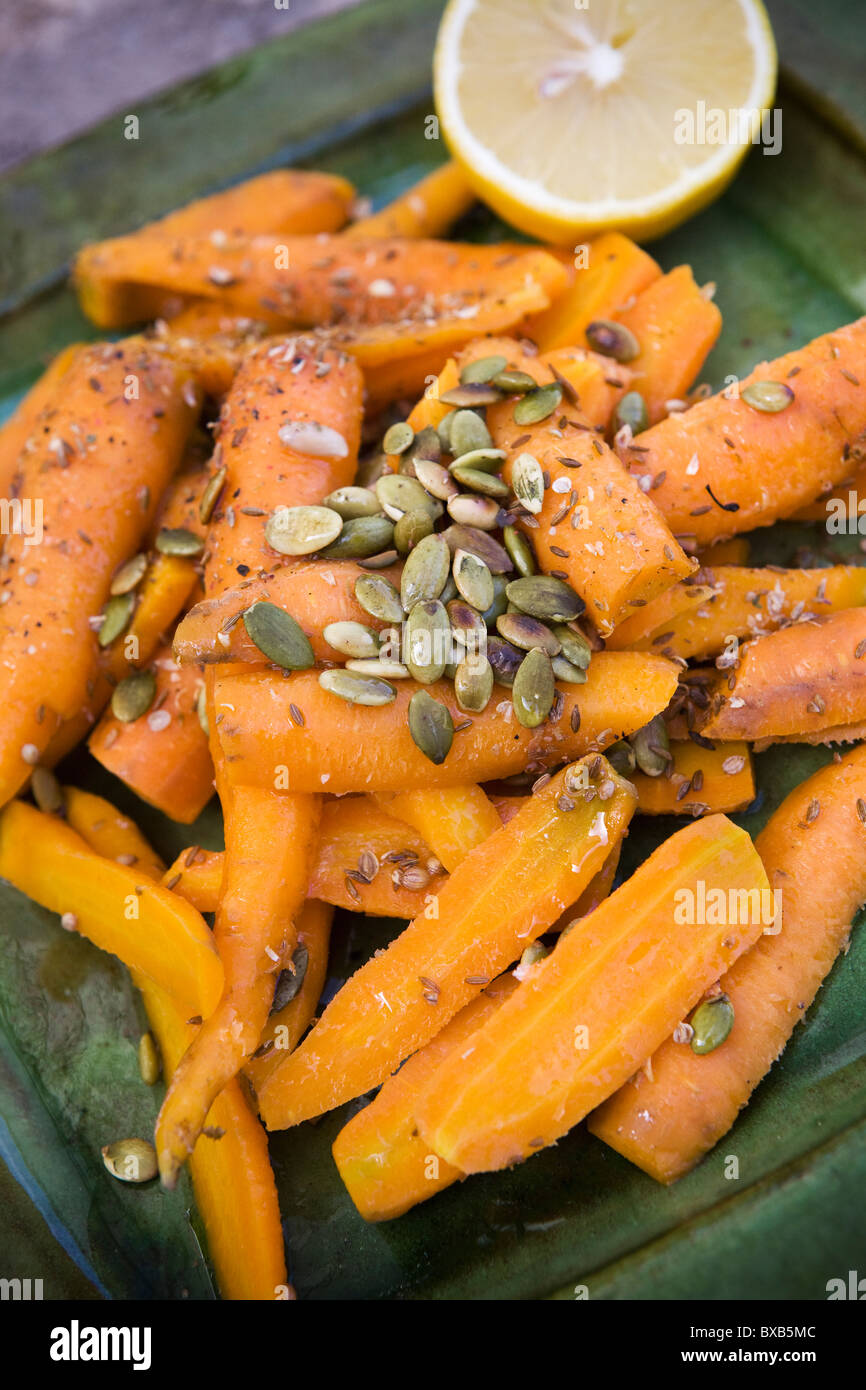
<box><xmin>62</xmin><ymin>786</ymin><xmax>165</xmax><ymax>879</ymax></box>
<box><xmin>0</xmin><ymin>344</ymin><xmax>83</xmax><ymax>499</ymax></box>
<box><xmin>589</xmin><ymin>746</ymin><xmax>866</xmax><ymax>1183</ymax></box>
<box><xmin>256</xmin><ymin>757</ymin><xmax>637</xmax><ymax>1129</ymax></box>
<box><xmin>346</xmin><ymin>162</ymin><xmax>475</xmax><ymax>239</ymax></box>
<box><xmin>373</xmin><ymin>785</ymin><xmax>501</xmax><ymax>873</ymax></box>
<box><xmin>333</xmin><ymin>973</ymin><xmax>520</xmax><ymax>1222</ymax></box>
<box><xmin>792</xmin><ymin>467</ymin><xmax>866</xmax><ymax>523</ymax></box>
<box><xmin>695</xmin><ymin>538</ymin><xmax>750</xmax><ymax>567</ymax></box>
<box><xmin>456</xmin><ymin>333</ymin><xmax>631</xmax><ymax>431</ymax></box>
<box><xmin>616</xmin><ymin>316</ymin><xmax>866</xmax><ymax>544</ymax></box>
<box><xmin>615</xmin><ymin>266</ymin><xmax>722</xmax><ymax>424</ymax></box>
<box><xmin>525</xmin><ymin>232</ymin><xmax>661</xmax><ymax>352</ymax></box>
<box><xmin>244</xmin><ymin>899</ymin><xmax>333</xmax><ymax>1093</ymax></box>
<box><xmin>606</xmin><ymin>564</ymin><xmax>866</xmax><ymax>662</ymax></box>
<box><xmin>631</xmin><ymin>741</ymin><xmax>754</xmax><ymax>816</ymax></box>
<box><xmin>0</xmin><ymin>340</ymin><xmax>199</xmax><ymax>805</ymax></box>
<box><xmin>416</xmin><ymin>816</ymin><xmax>769</xmax><ymax>1173</ymax></box>
<box><xmin>212</xmin><ymin>653</ymin><xmax>680</xmax><ymax>795</ymax></box>
<box><xmin>75</xmin><ymin>169</ymin><xmax>356</xmax><ymax>328</ymax></box>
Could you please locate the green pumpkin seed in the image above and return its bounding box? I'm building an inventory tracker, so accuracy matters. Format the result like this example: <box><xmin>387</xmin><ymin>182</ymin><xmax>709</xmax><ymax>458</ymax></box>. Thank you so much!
<box><xmin>512</xmin><ymin>648</ymin><xmax>555</xmax><ymax>727</ymax></box>
<box><xmin>243</xmin><ymin>602</ymin><xmax>315</xmax><ymax>669</ymax></box>
<box><xmin>383</xmin><ymin>421</ymin><xmax>415</xmax><ymax>455</ymax></box>
<box><xmin>111</xmin><ymin>669</ymin><xmax>157</xmax><ymax>722</ymax></box>
<box><xmin>405</xmin><ymin>600</ymin><xmax>450</xmax><ymax>683</ymax></box>
<box><xmin>606</xmin><ymin>740</ymin><xmax>637</xmax><ymax>776</ymax></box>
<box><xmin>450</xmin><ymin>465</ymin><xmax>509</xmax><ymax>498</ymax></box>
<box><xmin>447</xmin><ymin>493</ymin><xmax>501</xmax><ymax>530</ymax></box>
<box><xmin>551</xmin><ymin>655</ymin><xmax>587</xmax><ymax>684</ymax></box>
<box><xmin>551</xmin><ymin>623</ymin><xmax>592</xmax><ymax>669</ymax></box>
<box><xmin>196</xmin><ymin>683</ymin><xmax>209</xmax><ymax>735</ymax></box>
<box><xmin>447</xmin><ymin>598</ymin><xmax>487</xmax><ymax>650</ymax></box>
<box><xmin>453</xmin><ymin>548</ymin><xmax>495</xmax><ymax>612</ymax></box>
<box><xmin>481</xmin><ymin>573</ymin><xmax>509</xmax><ymax>629</ymax></box>
<box><xmin>345</xmin><ymin>657</ymin><xmax>410</xmax><ymax>679</ymax></box>
<box><xmin>155</xmin><ymin>527</ymin><xmax>205</xmax><ymax>557</ymax></box>
<box><xmin>199</xmin><ymin>465</ymin><xmax>227</xmax><ymax>524</ymax></box>
<box><xmin>323</xmin><ymin>621</ymin><xmax>380</xmax><ymax>659</ymax></box>
<box><xmin>513</xmin><ymin>383</ymin><xmax>562</xmax><ymax>425</ymax></box>
<box><xmin>408</xmin><ymin>689</ymin><xmax>453</xmax><ymax>764</ymax></box>
<box><xmin>319</xmin><ymin>514</ymin><xmax>395</xmax><ymax>560</ymax></box>
<box><xmin>138</xmin><ymin>1032</ymin><xmax>160</xmax><ymax>1086</ymax></box>
<box><xmin>630</xmin><ymin>714</ymin><xmax>670</xmax><ymax>776</ymax></box>
<box><xmin>404</xmin><ymin>425</ymin><xmax>442</xmax><ymax>473</ymax></box>
<box><xmin>271</xmin><ymin>944</ymin><xmax>309</xmax><ymax>1013</ymax></box>
<box><xmin>376</xmin><ymin>472</ymin><xmax>441</xmax><ymax>522</ymax></box>
<box><xmin>496</xmin><ymin>612</ymin><xmax>560</xmax><ymax>655</ymax></box>
<box><xmin>110</xmin><ymin>552</ymin><xmax>148</xmax><ymax>596</ymax></box>
<box><xmin>503</xmin><ymin>525</ymin><xmax>536</xmax><ymax>577</ymax></box>
<box><xmin>454</xmin><ymin>656</ymin><xmax>494</xmax><ymax>713</ymax></box>
<box><xmin>487</xmin><ymin>635</ymin><xmax>523</xmax><ymax>687</ymax></box>
<box><xmin>460</xmin><ymin>354</ymin><xmax>508</xmax><ymax>384</ymax></box>
<box><xmin>414</xmin><ymin>456</ymin><xmax>458</xmax><ymax>501</ymax></box>
<box><xmin>448</xmin><ymin>446</ymin><xmax>506</xmax><ymax>475</ymax></box>
<box><xmin>437</xmin><ymin>410</ymin><xmax>457</xmax><ymax>452</ymax></box>
<box><xmin>443</xmin><ymin>524</ymin><xmax>512</xmax><ymax>574</ymax></box>
<box><xmin>401</xmin><ymin>532</ymin><xmax>451</xmax><ymax>609</ymax></box>
<box><xmin>31</xmin><ymin>764</ymin><xmax>63</xmax><ymax>814</ymax></box>
<box><xmin>491</xmin><ymin>368</ymin><xmax>537</xmax><ymax>394</ymax></box>
<box><xmin>741</xmin><ymin>380</ymin><xmax>795</xmax><ymax>413</ymax></box>
<box><xmin>324</xmin><ymin>485</ymin><xmax>381</xmax><ymax>519</ymax></box>
<box><xmin>357</xmin><ymin>548</ymin><xmax>399</xmax><ymax>570</ymax></box>
<box><xmin>439</xmin><ymin>383</ymin><xmax>503</xmax><ymax>408</ymax></box>
<box><xmin>319</xmin><ymin>668</ymin><xmax>396</xmax><ymax>706</ymax></box>
<box><xmin>449</xmin><ymin>409</ymin><xmax>493</xmax><ymax>458</ymax></box>
<box><xmin>585</xmin><ymin>318</ymin><xmax>640</xmax><ymax>362</ymax></box>
<box><xmin>102</xmin><ymin>1138</ymin><xmax>158</xmax><ymax>1183</ymax></box>
<box><xmin>265</xmin><ymin>504</ymin><xmax>343</xmax><ymax>556</ymax></box>
<box><xmin>689</xmin><ymin>994</ymin><xmax>735</xmax><ymax>1054</ymax></box>
<box><xmin>506</xmin><ymin>574</ymin><xmax>584</xmax><ymax>623</ymax></box>
<box><xmin>354</xmin><ymin>573</ymin><xmax>404</xmax><ymax>624</ymax></box>
<box><xmin>614</xmin><ymin>390</ymin><xmax>649</xmax><ymax>435</ymax></box>
<box><xmin>511</xmin><ymin>451</ymin><xmax>545</xmax><ymax>514</ymax></box>
<box><xmin>394</xmin><ymin>508</ymin><xmax>434</xmax><ymax>554</ymax></box>
<box><xmin>98</xmin><ymin>592</ymin><xmax>135</xmax><ymax>647</ymax></box>
<box><xmin>355</xmin><ymin>449</ymin><xmax>390</xmax><ymax>488</ymax></box>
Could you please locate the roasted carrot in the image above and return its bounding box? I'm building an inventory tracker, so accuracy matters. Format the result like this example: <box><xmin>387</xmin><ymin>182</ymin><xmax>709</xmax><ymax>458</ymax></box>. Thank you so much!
<box><xmin>792</xmin><ymin>470</ymin><xmax>866</xmax><ymax>523</ymax></box>
<box><xmin>695</xmin><ymin>538</ymin><xmax>751</xmax><ymax>567</ymax></box>
<box><xmin>615</xmin><ymin>266</ymin><xmax>721</xmax><ymax>424</ymax></box>
<box><xmin>346</xmin><ymin>162</ymin><xmax>475</xmax><ymax>239</ymax></box>
<box><xmin>256</xmin><ymin>757</ymin><xmax>637</xmax><ymax>1129</ymax></box>
<box><xmin>62</xmin><ymin>786</ymin><xmax>165</xmax><ymax>880</ymax></box>
<box><xmin>589</xmin><ymin>746</ymin><xmax>866</xmax><ymax>1183</ymax></box>
<box><xmin>631</xmin><ymin>741</ymin><xmax>754</xmax><ymax>816</ymax></box>
<box><xmin>417</xmin><ymin>816</ymin><xmax>769</xmax><ymax>1173</ymax></box>
<box><xmin>212</xmin><ymin>653</ymin><xmax>680</xmax><ymax>795</ymax></box>
<box><xmin>456</xmin><ymin>333</ymin><xmax>631</xmax><ymax>431</ymax></box>
<box><xmin>525</xmin><ymin>232</ymin><xmax>660</xmax><ymax>352</ymax></box>
<box><xmin>244</xmin><ymin>899</ymin><xmax>333</xmax><ymax>1093</ymax></box>
<box><xmin>617</xmin><ymin>316</ymin><xmax>866</xmax><ymax>544</ymax></box>
<box><xmin>0</xmin><ymin>344</ymin><xmax>83</xmax><ymax>499</ymax></box>
<box><xmin>373</xmin><ymin>785</ymin><xmax>501</xmax><ymax>873</ymax></box>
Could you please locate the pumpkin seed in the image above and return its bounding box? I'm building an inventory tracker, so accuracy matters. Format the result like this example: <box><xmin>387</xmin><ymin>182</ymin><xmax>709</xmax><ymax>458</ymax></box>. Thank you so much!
<box><xmin>383</xmin><ymin>421</ymin><xmax>415</xmax><ymax>455</ymax></box>
<box><xmin>630</xmin><ymin>714</ymin><xmax>670</xmax><ymax>776</ymax></box>
<box><xmin>278</xmin><ymin>419</ymin><xmax>349</xmax><ymax>458</ymax></box>
<box><xmin>271</xmin><ymin>944</ymin><xmax>309</xmax><ymax>1013</ymax></box>
<box><xmin>503</xmin><ymin>525</ymin><xmax>536</xmax><ymax>577</ymax></box>
<box><xmin>614</xmin><ymin>390</ymin><xmax>649</xmax><ymax>435</ymax></box>
<box><xmin>741</xmin><ymin>380</ymin><xmax>795</xmax><ymax>413</ymax></box>
<box><xmin>101</xmin><ymin>1137</ymin><xmax>158</xmax><ymax>1183</ymax></box>
<box><xmin>414</xmin><ymin>456</ymin><xmax>458</xmax><ymax>501</ymax></box>
<box><xmin>443</xmin><ymin>524</ymin><xmax>512</xmax><ymax>573</ymax></box>
<box><xmin>408</xmin><ymin>689</ymin><xmax>454</xmax><ymax>764</ymax></box>
<box><xmin>512</xmin><ymin>648</ymin><xmax>555</xmax><ymax>727</ymax></box>
<box><xmin>551</xmin><ymin>655</ymin><xmax>588</xmax><ymax>684</ymax></box>
<box><xmin>496</xmin><ymin>612</ymin><xmax>560</xmax><ymax>655</ymax></box>
<box><xmin>448</xmin><ymin>446</ymin><xmax>506</xmax><ymax>475</ymax></box>
<box><xmin>111</xmin><ymin>669</ymin><xmax>157</xmax><ymax>722</ymax></box>
<box><xmin>454</xmin><ymin>656</ymin><xmax>494</xmax><ymax>712</ymax></box>
<box><xmin>437</xmin><ymin>410</ymin><xmax>457</xmax><ymax>452</ymax></box>
<box><xmin>511</xmin><ymin>451</ymin><xmax>545</xmax><ymax>514</ymax></box>
<box><xmin>401</xmin><ymin>532</ymin><xmax>451</xmax><ymax>608</ymax></box>
<box><xmin>110</xmin><ymin>552</ymin><xmax>148</xmax><ymax>596</ymax></box>
<box><xmin>405</xmin><ymin>600</ymin><xmax>450</xmax><ymax>683</ymax></box>
<box><xmin>447</xmin><ymin>598</ymin><xmax>487</xmax><ymax>650</ymax></box>
<box><xmin>447</xmin><ymin>493</ymin><xmax>501</xmax><ymax>530</ymax></box>
<box><xmin>689</xmin><ymin>994</ymin><xmax>735</xmax><ymax>1055</ymax></box>
<box><xmin>199</xmin><ymin>465</ymin><xmax>227</xmax><ymax>524</ymax></box>
<box><xmin>319</xmin><ymin>668</ymin><xmax>396</xmax><ymax>706</ymax></box>
<box><xmin>506</xmin><ymin>575</ymin><xmax>584</xmax><ymax>623</ymax></box>
<box><xmin>354</xmin><ymin>573</ymin><xmax>404</xmax><ymax>624</ymax></box>
<box><xmin>357</xmin><ymin>548</ymin><xmax>399</xmax><ymax>570</ymax></box>
<box><xmin>513</xmin><ymin>383</ymin><xmax>562</xmax><ymax>424</ymax></box>
<box><xmin>394</xmin><ymin>508</ymin><xmax>434</xmax><ymax>554</ymax></box>
<box><xmin>551</xmin><ymin>622</ymin><xmax>592</xmax><ymax>669</ymax></box>
<box><xmin>345</xmin><ymin>657</ymin><xmax>410</xmax><ymax>679</ymax></box>
<box><xmin>196</xmin><ymin>683</ymin><xmax>209</xmax><ymax>735</ymax></box>
<box><xmin>138</xmin><ymin>1032</ymin><xmax>160</xmax><ymax>1086</ymax></box>
<box><xmin>491</xmin><ymin>368</ymin><xmax>537</xmax><ymax>394</ymax></box>
<box><xmin>324</xmin><ymin>485</ymin><xmax>381</xmax><ymax>519</ymax></box>
<box><xmin>155</xmin><ymin>526</ymin><xmax>205</xmax><ymax>557</ymax></box>
<box><xmin>319</xmin><ymin>514</ymin><xmax>395</xmax><ymax>560</ymax></box>
<box><xmin>405</xmin><ymin>424</ymin><xmax>442</xmax><ymax>469</ymax></box>
<box><xmin>243</xmin><ymin>602</ymin><xmax>314</xmax><ymax>669</ymax></box>
<box><xmin>585</xmin><ymin>318</ymin><xmax>640</xmax><ymax>362</ymax></box>
<box><xmin>355</xmin><ymin>449</ymin><xmax>390</xmax><ymax>488</ymax></box>
<box><xmin>265</xmin><ymin>504</ymin><xmax>343</xmax><ymax>556</ymax></box>
<box><xmin>449</xmin><ymin>408</ymin><xmax>493</xmax><ymax>457</ymax></box>
<box><xmin>439</xmin><ymin>382</ymin><xmax>503</xmax><ymax>408</ymax></box>
<box><xmin>460</xmin><ymin>354</ymin><xmax>508</xmax><ymax>384</ymax></box>
<box><xmin>98</xmin><ymin>592</ymin><xmax>135</xmax><ymax>647</ymax></box>
<box><xmin>450</xmin><ymin>465</ymin><xmax>510</xmax><ymax>498</ymax></box>
<box><xmin>487</xmin><ymin>635</ymin><xmax>523</xmax><ymax>687</ymax></box>
<box><xmin>606</xmin><ymin>740</ymin><xmax>637</xmax><ymax>776</ymax></box>
<box><xmin>376</xmin><ymin>472</ymin><xmax>441</xmax><ymax>522</ymax></box>
<box><xmin>323</xmin><ymin>620</ymin><xmax>380</xmax><ymax>659</ymax></box>
<box><xmin>481</xmin><ymin>573</ymin><xmax>509</xmax><ymax>628</ymax></box>
<box><xmin>31</xmin><ymin>764</ymin><xmax>63</xmax><ymax>814</ymax></box>
<box><xmin>453</xmin><ymin>548</ymin><xmax>495</xmax><ymax>612</ymax></box>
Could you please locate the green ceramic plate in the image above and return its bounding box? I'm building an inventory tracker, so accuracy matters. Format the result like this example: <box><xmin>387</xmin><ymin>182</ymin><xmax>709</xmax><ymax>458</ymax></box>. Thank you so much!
<box><xmin>1</xmin><ymin>0</ymin><xmax>866</xmax><ymax>1300</ymax></box>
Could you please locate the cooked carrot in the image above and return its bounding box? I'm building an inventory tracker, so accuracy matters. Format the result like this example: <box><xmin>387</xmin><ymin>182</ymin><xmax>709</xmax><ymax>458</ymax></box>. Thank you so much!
<box><xmin>244</xmin><ymin>899</ymin><xmax>333</xmax><ymax>1093</ymax></box>
<box><xmin>701</xmin><ymin>607</ymin><xmax>866</xmax><ymax>742</ymax></box>
<box><xmin>162</xmin><ymin>846</ymin><xmax>224</xmax><ymax>913</ymax></box>
<box><xmin>792</xmin><ymin>470</ymin><xmax>866</xmax><ymax>523</ymax></box>
<box><xmin>346</xmin><ymin>163</ymin><xmax>475</xmax><ymax>239</ymax></box>
<box><xmin>75</xmin><ymin>169</ymin><xmax>355</xmax><ymax>328</ymax></box>
<box><xmin>333</xmin><ymin>973</ymin><xmax>519</xmax><ymax>1222</ymax></box>
<box><xmin>62</xmin><ymin>786</ymin><xmax>165</xmax><ymax>879</ymax></box>
<box><xmin>607</xmin><ymin>564</ymin><xmax>866</xmax><ymax>662</ymax></box>
<box><xmin>631</xmin><ymin>741</ymin><xmax>754</xmax><ymax>816</ymax></box>
<box><xmin>256</xmin><ymin>757</ymin><xmax>637</xmax><ymax>1129</ymax></box>
<box><xmin>374</xmin><ymin>785</ymin><xmax>501</xmax><ymax>873</ymax></box>
<box><xmin>0</xmin><ymin>344</ymin><xmax>83</xmax><ymax>499</ymax></box>
<box><xmin>153</xmin><ymin>309</ymin><xmax>271</xmax><ymax>398</ymax></box>
<box><xmin>695</xmin><ymin>538</ymin><xmax>750</xmax><ymax>566</ymax></box>
<box><xmin>458</xmin><ymin>334</ymin><xmax>631</xmax><ymax>430</ymax></box>
<box><xmin>0</xmin><ymin>340</ymin><xmax>199</xmax><ymax>806</ymax></box>
<box><xmin>616</xmin><ymin>316</ymin><xmax>866</xmax><ymax>544</ymax></box>
<box><xmin>416</xmin><ymin>816</ymin><xmax>769</xmax><ymax>1173</ymax></box>
<box><xmin>590</xmin><ymin>746</ymin><xmax>866</xmax><ymax>1183</ymax></box>
<box><xmin>0</xmin><ymin>799</ymin><xmax>221</xmax><ymax>1013</ymax></box>
<box><xmin>526</xmin><ymin>232</ymin><xmax>660</xmax><ymax>351</ymax></box>
<box><xmin>212</xmin><ymin>653</ymin><xmax>680</xmax><ymax>795</ymax></box>
<box><xmin>615</xmin><ymin>267</ymin><xmax>721</xmax><ymax>424</ymax></box>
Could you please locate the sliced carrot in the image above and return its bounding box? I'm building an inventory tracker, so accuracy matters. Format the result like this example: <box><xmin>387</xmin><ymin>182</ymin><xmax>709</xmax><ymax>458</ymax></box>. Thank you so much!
<box><xmin>374</xmin><ymin>785</ymin><xmax>501</xmax><ymax>873</ymax></box>
<box><xmin>631</xmin><ymin>741</ymin><xmax>754</xmax><ymax>816</ymax></box>
<box><xmin>617</xmin><ymin>316</ymin><xmax>866</xmax><ymax>544</ymax></box>
<box><xmin>346</xmin><ymin>163</ymin><xmax>475</xmax><ymax>239</ymax></box>
<box><xmin>212</xmin><ymin>653</ymin><xmax>680</xmax><ymax>795</ymax></box>
<box><xmin>62</xmin><ymin>786</ymin><xmax>165</xmax><ymax>879</ymax></box>
<box><xmin>616</xmin><ymin>266</ymin><xmax>721</xmax><ymax>424</ymax></box>
<box><xmin>0</xmin><ymin>344</ymin><xmax>83</xmax><ymax>498</ymax></box>
<box><xmin>695</xmin><ymin>538</ymin><xmax>750</xmax><ymax>566</ymax></box>
<box><xmin>244</xmin><ymin>899</ymin><xmax>333</xmax><ymax>1093</ymax></box>
<box><xmin>589</xmin><ymin>746</ymin><xmax>866</xmax><ymax>1183</ymax></box>
<box><xmin>457</xmin><ymin>333</ymin><xmax>631</xmax><ymax>431</ymax></box>
<box><xmin>526</xmin><ymin>232</ymin><xmax>660</xmax><ymax>351</ymax></box>
<box><xmin>162</xmin><ymin>847</ymin><xmax>224</xmax><ymax>913</ymax></box>
<box><xmin>416</xmin><ymin>816</ymin><xmax>769</xmax><ymax>1174</ymax></box>
<box><xmin>792</xmin><ymin>469</ymin><xmax>866</xmax><ymax>523</ymax></box>
<box><xmin>256</xmin><ymin>757</ymin><xmax>637</xmax><ymax>1129</ymax></box>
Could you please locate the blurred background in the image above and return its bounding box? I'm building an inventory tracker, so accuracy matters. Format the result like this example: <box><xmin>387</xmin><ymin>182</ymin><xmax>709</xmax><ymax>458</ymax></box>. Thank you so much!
<box><xmin>0</xmin><ymin>0</ymin><xmax>361</xmax><ymax>173</ymax></box>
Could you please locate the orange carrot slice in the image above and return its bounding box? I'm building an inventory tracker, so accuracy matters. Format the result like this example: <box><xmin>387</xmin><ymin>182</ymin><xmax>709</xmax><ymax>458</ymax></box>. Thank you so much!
<box><xmin>631</xmin><ymin>741</ymin><xmax>754</xmax><ymax>816</ymax></box>
<box><xmin>244</xmin><ymin>899</ymin><xmax>333</xmax><ymax>1094</ymax></box>
<box><xmin>346</xmin><ymin>162</ymin><xmax>475</xmax><ymax>239</ymax></box>
<box><xmin>0</xmin><ymin>344</ymin><xmax>83</xmax><ymax>498</ymax></box>
<box><xmin>616</xmin><ymin>266</ymin><xmax>721</xmax><ymax>424</ymax></box>
<box><xmin>62</xmin><ymin>786</ymin><xmax>165</xmax><ymax>880</ymax></box>
<box><xmin>374</xmin><ymin>785</ymin><xmax>501</xmax><ymax>873</ymax></box>
<box><xmin>526</xmin><ymin>232</ymin><xmax>660</xmax><ymax>352</ymax></box>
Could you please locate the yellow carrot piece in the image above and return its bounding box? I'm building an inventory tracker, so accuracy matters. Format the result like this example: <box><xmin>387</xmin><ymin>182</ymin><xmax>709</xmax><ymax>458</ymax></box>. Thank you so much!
<box><xmin>631</xmin><ymin>742</ymin><xmax>754</xmax><ymax>816</ymax></box>
<box><xmin>62</xmin><ymin>786</ymin><xmax>165</xmax><ymax>879</ymax></box>
<box><xmin>374</xmin><ymin>785</ymin><xmax>501</xmax><ymax>873</ymax></box>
